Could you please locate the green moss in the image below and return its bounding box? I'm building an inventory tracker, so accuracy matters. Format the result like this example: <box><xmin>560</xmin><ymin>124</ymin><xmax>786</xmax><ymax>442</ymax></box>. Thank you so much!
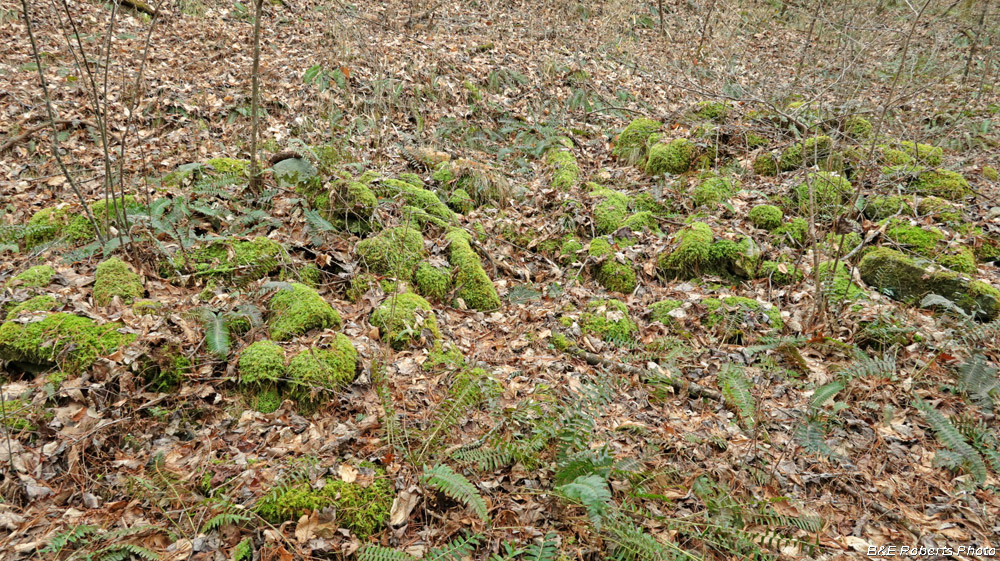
<box><xmin>255</xmin><ymin>473</ymin><xmax>393</xmax><ymax>538</ymax></box>
<box><xmin>331</xmin><ymin>181</ymin><xmax>377</xmax><ymax>221</ymax></box>
<box><xmin>692</xmin><ymin>176</ymin><xmax>737</xmax><ymax>207</ymax></box>
<box><xmin>937</xmin><ymin>247</ymin><xmax>977</xmax><ymax>274</ymax></box>
<box><xmin>974</xmin><ymin>236</ymin><xmax>1000</xmax><ymax>263</ymax></box>
<box><xmin>613</xmin><ymin>118</ymin><xmax>661</xmax><ymax>164</ymax></box>
<box><xmin>795</xmin><ymin>172</ymin><xmax>853</xmax><ymax>218</ymax></box>
<box><xmin>896</xmin><ymin>141</ymin><xmax>943</xmax><ymax>166</ymax></box>
<box><xmin>401</xmin><ymin>205</ymin><xmax>450</xmax><ymax>229</ymax></box>
<box><xmin>773</xmin><ymin>217</ymin><xmax>809</xmax><ymax>247</ymax></box>
<box><xmin>622</xmin><ymin>211</ymin><xmax>659</xmax><ymax>233</ymax></box>
<box><xmin>147</xmin><ymin>354</ymin><xmax>189</xmax><ymax>393</ymax></box>
<box><xmin>370</xmin><ymin>292</ymin><xmax>438</xmax><ymax>349</ymax></box>
<box><xmin>445</xmin><ymin>229</ymin><xmax>501</xmax><ymax>311</ymax></box>
<box><xmin>843</xmin><ymin>115</ymin><xmax>872</xmax><ymax>139</ymax></box>
<box><xmin>414</xmin><ymin>261</ymin><xmax>451</xmax><ymax>301</ymax></box>
<box><xmin>744</xmin><ymin>132</ymin><xmax>770</xmax><ymax>149</ymax></box>
<box><xmin>779</xmin><ymin>135</ymin><xmax>833</xmax><ymax>171</ymax></box>
<box><xmin>6</xmin><ymin>295</ymin><xmax>58</xmax><ymax>320</ymax></box>
<box><xmin>375</xmin><ymin>179</ymin><xmax>455</xmax><ymax>222</ymax></box>
<box><xmin>355</xmin><ymin>227</ymin><xmax>424</xmax><ymax>279</ymax></box>
<box><xmin>447</xmin><ymin>188</ymin><xmax>475</xmax><ymax>213</ymax></box>
<box><xmin>656</xmin><ymin>222</ymin><xmax>713</xmax><ymax>277</ymax></box>
<box><xmin>692</xmin><ymin>101</ymin><xmax>729</xmax><ymax>122</ymax></box>
<box><xmin>132</xmin><ymin>299</ymin><xmax>163</xmax><ymax>316</ymax></box>
<box><xmin>205</xmin><ymin>157</ymin><xmax>249</xmax><ymax>176</ymax></box>
<box><xmin>645</xmin><ymin>139</ymin><xmax>696</xmax><ymax>176</ymax></box>
<box><xmin>589</xmin><ymin>240</ymin><xmax>636</xmax><ymax>294</ymax></box>
<box><xmin>580</xmin><ymin>299</ymin><xmax>638</xmax><ymax>344</ymax></box>
<box><xmin>547</xmin><ymin>148</ymin><xmax>580</xmax><ymax>190</ymax></box>
<box><xmin>753</xmin><ymin>153</ymin><xmax>778</xmax><ymax>176</ymax></box>
<box><xmin>0</xmin><ymin>313</ymin><xmax>135</xmax><ymax>373</ymax></box>
<box><xmin>632</xmin><ymin>193</ymin><xmax>672</xmax><ymax>216</ymax></box>
<box><xmin>757</xmin><ymin>261</ymin><xmax>803</xmax><ymax>285</ymax></box>
<box><xmin>251</xmin><ymin>387</ymin><xmax>282</xmax><ymax>414</ymax></box>
<box><xmin>879</xmin><ymin>146</ymin><xmax>915</xmax><ymax>166</ymax></box>
<box><xmin>748</xmin><ymin>205</ymin><xmax>783</xmax><ymax>231</ymax></box>
<box><xmin>817</xmin><ymin>261</ymin><xmax>866</xmax><ymax>308</ymax></box>
<box><xmin>884</xmin><ymin>219</ymin><xmax>943</xmax><ymax>257</ymax></box>
<box><xmin>984</xmin><ymin>166</ymin><xmax>999</xmax><ymax>181</ymax></box>
<box><xmin>551</xmin><ymin>332</ymin><xmax>572</xmax><ymax>351</ymax></box>
<box><xmin>913</xmin><ymin>169</ymin><xmax>970</xmax><ymax>200</ymax></box>
<box><xmin>702</xmin><ymin>296</ymin><xmax>782</xmax><ymax>341</ymax></box>
<box><xmin>560</xmin><ymin>236</ymin><xmax>584</xmax><ymax>264</ymax></box>
<box><xmin>865</xmin><ymin>195</ymin><xmax>913</xmax><ymax>220</ymax></box>
<box><xmin>347</xmin><ymin>272</ymin><xmax>396</xmax><ymax>302</ymax></box>
<box><xmin>10</xmin><ymin>265</ymin><xmax>55</xmax><ymax>288</ymax></box>
<box><xmin>177</xmin><ymin>237</ymin><xmax>285</xmax><ymax>279</ymax></box>
<box><xmin>399</xmin><ymin>172</ymin><xmax>424</xmax><ymax>188</ymax></box>
<box><xmin>25</xmin><ymin>207</ymin><xmax>88</xmax><ymax>247</ymax></box>
<box><xmin>432</xmin><ymin>161</ymin><xmax>455</xmax><ymax>184</ymax></box>
<box><xmin>238</xmin><ymin>340</ymin><xmax>286</xmax><ymax>387</ymax></box>
<box><xmin>287</xmin><ymin>334</ymin><xmax>357</xmax><ymax>403</ymax></box>
<box><xmin>93</xmin><ymin>258</ymin><xmax>143</xmax><ymax>306</ymax></box>
<box><xmin>590</xmin><ymin>186</ymin><xmax>632</xmax><ymax>234</ymax></box>
<box><xmin>268</xmin><ymin>283</ymin><xmax>341</xmax><ymax>341</ymax></box>
<box><xmin>424</xmin><ymin>343</ymin><xmax>465</xmax><ymax>371</ymax></box>
<box><xmin>299</xmin><ymin>264</ymin><xmax>323</xmax><ymax>287</ymax></box>
<box><xmin>649</xmin><ymin>299</ymin><xmax>682</xmax><ymax>325</ymax></box>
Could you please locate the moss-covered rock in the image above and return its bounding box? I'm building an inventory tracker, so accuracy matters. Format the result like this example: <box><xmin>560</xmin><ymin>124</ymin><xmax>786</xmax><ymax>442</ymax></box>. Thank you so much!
<box><xmin>645</xmin><ymin>139</ymin><xmax>696</xmax><ymax>176</ymax></box>
<box><xmin>287</xmin><ymin>334</ymin><xmax>357</xmax><ymax>403</ymax></box>
<box><xmin>580</xmin><ymin>299</ymin><xmax>638</xmax><ymax>344</ymax></box>
<box><xmin>371</xmin><ymin>292</ymin><xmax>438</xmax><ymax>349</ymax></box>
<box><xmin>884</xmin><ymin>219</ymin><xmax>943</xmax><ymax>257</ymax></box>
<box><xmin>238</xmin><ymin>340</ymin><xmax>286</xmax><ymax>387</ymax></box>
<box><xmin>937</xmin><ymin>247</ymin><xmax>977</xmax><ymax>274</ymax></box>
<box><xmin>414</xmin><ymin>261</ymin><xmax>451</xmax><ymax>301</ymax></box>
<box><xmin>268</xmin><ymin>283</ymin><xmax>341</xmax><ymax>341</ymax></box>
<box><xmin>912</xmin><ymin>169</ymin><xmax>970</xmax><ymax>200</ymax></box>
<box><xmin>756</xmin><ymin>261</ymin><xmax>804</xmax><ymax>285</ymax></box>
<box><xmin>560</xmin><ymin>236</ymin><xmax>584</xmax><ymax>264</ymax></box>
<box><xmin>984</xmin><ymin>166</ymin><xmax>999</xmax><ymax>181</ymax></box>
<box><xmin>691</xmin><ymin>101</ymin><xmax>729</xmax><ymax>122</ymax></box>
<box><xmin>175</xmin><ymin>237</ymin><xmax>285</xmax><ymax>279</ymax></box>
<box><xmin>773</xmin><ymin>217</ymin><xmax>809</xmax><ymax>247</ymax></box>
<box><xmin>330</xmin><ymin>180</ymin><xmax>378</xmax><ymax>221</ymax></box>
<box><xmin>589</xmin><ymin>239</ymin><xmax>637</xmax><ymax>294</ymax></box>
<box><xmin>916</xmin><ymin>196</ymin><xmax>962</xmax><ymax>224</ymax></box>
<box><xmin>25</xmin><ymin>207</ymin><xmax>94</xmax><ymax>248</ymax></box>
<box><xmin>93</xmin><ymin>257</ymin><xmax>143</xmax><ymax>306</ymax></box>
<box><xmin>701</xmin><ymin>296</ymin><xmax>782</xmax><ymax>342</ymax></box>
<box><xmin>374</xmin><ymin>178</ymin><xmax>456</xmax><ymax>222</ymax></box>
<box><xmin>691</xmin><ymin>176</ymin><xmax>737</xmax><ymax>207</ymax></box>
<box><xmin>589</xmin><ymin>185</ymin><xmax>631</xmax><ymax>235</ymax></box>
<box><xmin>779</xmin><ymin>135</ymin><xmax>833</xmax><ymax>171</ymax></box>
<box><xmin>622</xmin><ymin>211</ymin><xmax>659</xmax><ymax>233</ymax></box>
<box><xmin>795</xmin><ymin>172</ymin><xmax>853</xmax><ymax>218</ymax></box>
<box><xmin>613</xmin><ymin>118</ymin><xmax>661</xmax><ymax>164</ymax></box>
<box><xmin>255</xmin><ymin>472</ymin><xmax>393</xmax><ymax>538</ymax></box>
<box><xmin>447</xmin><ymin>188</ymin><xmax>475</xmax><ymax>214</ymax></box>
<box><xmin>355</xmin><ymin>227</ymin><xmax>424</xmax><ymax>279</ymax></box>
<box><xmin>858</xmin><ymin>247</ymin><xmax>999</xmax><ymax>320</ymax></box>
<box><xmin>748</xmin><ymin>205</ymin><xmax>783</xmax><ymax>231</ymax></box>
<box><xmin>445</xmin><ymin>229</ymin><xmax>501</xmax><ymax>311</ymax></box>
<box><xmin>864</xmin><ymin>195</ymin><xmax>913</xmax><ymax>220</ymax></box>
<box><xmin>205</xmin><ymin>157</ymin><xmax>249</xmax><ymax>176</ymax></box>
<box><xmin>0</xmin><ymin>313</ymin><xmax>135</xmax><ymax>373</ymax></box>
<box><xmin>892</xmin><ymin>141</ymin><xmax>943</xmax><ymax>166</ymax></box>
<box><xmin>656</xmin><ymin>222</ymin><xmax>713</xmax><ymax>277</ymax></box>
<box><xmin>753</xmin><ymin>153</ymin><xmax>779</xmax><ymax>176</ymax></box>
<box><xmin>9</xmin><ymin>265</ymin><xmax>55</xmax><ymax>288</ymax></box>
<box><xmin>817</xmin><ymin>260</ymin><xmax>867</xmax><ymax>309</ymax></box>
<box><xmin>843</xmin><ymin>115</ymin><xmax>872</xmax><ymax>140</ymax></box>
<box><xmin>5</xmin><ymin>295</ymin><xmax>58</xmax><ymax>320</ymax></box>
<box><xmin>547</xmin><ymin>147</ymin><xmax>580</xmax><ymax>190</ymax></box>
<box><xmin>649</xmin><ymin>299</ymin><xmax>683</xmax><ymax>325</ymax></box>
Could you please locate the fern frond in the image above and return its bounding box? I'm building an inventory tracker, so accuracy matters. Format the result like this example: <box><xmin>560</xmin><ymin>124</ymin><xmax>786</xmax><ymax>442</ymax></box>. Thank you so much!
<box><xmin>95</xmin><ymin>543</ymin><xmax>158</xmax><ymax>561</ymax></box>
<box><xmin>421</xmin><ymin>464</ymin><xmax>490</xmax><ymax>522</ymax></box>
<box><xmin>557</xmin><ymin>474</ymin><xmax>612</xmax><ymax>530</ymax></box>
<box><xmin>425</xmin><ymin>533</ymin><xmax>482</xmax><ymax>561</ymax></box>
<box><xmin>794</xmin><ymin>420</ymin><xmax>837</xmax><ymax>459</ymax></box>
<box><xmin>201</xmin><ymin>512</ymin><xmax>250</xmax><ymax>533</ymax></box>
<box><xmin>837</xmin><ymin>352</ymin><xmax>895</xmax><ymax>381</ymax></box>
<box><xmin>913</xmin><ymin>397</ymin><xmax>987</xmax><ymax>484</ymax></box>
<box><xmin>41</xmin><ymin>524</ymin><xmax>98</xmax><ymax>553</ymax></box>
<box><xmin>357</xmin><ymin>545</ymin><xmax>416</xmax><ymax>561</ymax></box>
<box><xmin>719</xmin><ymin>364</ymin><xmax>756</xmax><ymax>429</ymax></box>
<box><xmin>522</xmin><ymin>532</ymin><xmax>560</xmax><ymax>561</ymax></box>
<box><xmin>809</xmin><ymin>381</ymin><xmax>845</xmax><ymax>414</ymax></box>
<box><xmin>199</xmin><ymin>310</ymin><xmax>231</xmax><ymax>359</ymax></box>
<box><xmin>957</xmin><ymin>354</ymin><xmax>999</xmax><ymax>411</ymax></box>
<box><xmin>418</xmin><ymin>370</ymin><xmax>492</xmax><ymax>461</ymax></box>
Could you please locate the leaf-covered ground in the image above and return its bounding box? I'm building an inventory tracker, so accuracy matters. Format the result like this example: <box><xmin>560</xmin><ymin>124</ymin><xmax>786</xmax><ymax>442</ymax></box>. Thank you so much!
<box><xmin>2</xmin><ymin>1</ymin><xmax>1000</xmax><ymax>560</ymax></box>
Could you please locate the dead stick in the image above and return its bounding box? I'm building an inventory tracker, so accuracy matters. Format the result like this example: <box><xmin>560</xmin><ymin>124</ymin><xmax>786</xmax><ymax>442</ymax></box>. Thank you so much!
<box><xmin>0</xmin><ymin>119</ymin><xmax>92</xmax><ymax>153</ymax></box>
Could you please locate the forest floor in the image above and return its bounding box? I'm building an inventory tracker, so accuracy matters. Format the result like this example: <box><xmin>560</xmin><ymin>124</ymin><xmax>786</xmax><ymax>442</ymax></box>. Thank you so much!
<box><xmin>1</xmin><ymin>0</ymin><xmax>1000</xmax><ymax>560</ymax></box>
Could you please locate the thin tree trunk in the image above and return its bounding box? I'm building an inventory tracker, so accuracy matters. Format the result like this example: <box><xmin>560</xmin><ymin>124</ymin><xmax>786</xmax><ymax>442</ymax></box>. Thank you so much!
<box><xmin>793</xmin><ymin>0</ymin><xmax>822</xmax><ymax>88</ymax></box>
<box><xmin>964</xmin><ymin>0</ymin><xmax>989</xmax><ymax>83</ymax></box>
<box><xmin>248</xmin><ymin>0</ymin><xmax>265</xmax><ymax>194</ymax></box>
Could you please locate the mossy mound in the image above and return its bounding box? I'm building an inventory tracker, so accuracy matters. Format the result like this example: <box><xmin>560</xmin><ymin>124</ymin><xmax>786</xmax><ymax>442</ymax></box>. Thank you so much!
<box><xmin>287</xmin><ymin>334</ymin><xmax>358</xmax><ymax>402</ymax></box>
<box><xmin>646</xmin><ymin>139</ymin><xmax>696</xmax><ymax>176</ymax></box>
<box><xmin>649</xmin><ymin>299</ymin><xmax>683</xmax><ymax>325</ymax></box>
<box><xmin>692</xmin><ymin>176</ymin><xmax>737</xmax><ymax>207</ymax></box>
<box><xmin>912</xmin><ymin>169</ymin><xmax>970</xmax><ymax>200</ymax></box>
<box><xmin>622</xmin><ymin>211</ymin><xmax>659</xmax><ymax>233</ymax></box>
<box><xmin>375</xmin><ymin>178</ymin><xmax>456</xmax><ymax>223</ymax></box>
<box><xmin>9</xmin><ymin>265</ymin><xmax>55</xmax><ymax>289</ymax></box>
<box><xmin>858</xmin><ymin>247</ymin><xmax>999</xmax><ymax>320</ymax></box>
<box><xmin>748</xmin><ymin>205</ymin><xmax>783</xmax><ymax>231</ymax></box>
<box><xmin>546</xmin><ymin>146</ymin><xmax>580</xmax><ymax>190</ymax></box>
<box><xmin>371</xmin><ymin>292</ymin><xmax>439</xmax><ymax>349</ymax></box>
<box><xmin>0</xmin><ymin>313</ymin><xmax>135</xmax><ymax>373</ymax></box>
<box><xmin>613</xmin><ymin>117</ymin><xmax>661</xmax><ymax>164</ymax></box>
<box><xmin>6</xmin><ymin>295</ymin><xmax>59</xmax><ymax>320</ymax></box>
<box><xmin>843</xmin><ymin>115</ymin><xmax>872</xmax><ymax>140</ymax></box>
<box><xmin>174</xmin><ymin>237</ymin><xmax>285</xmax><ymax>279</ymax></box>
<box><xmin>795</xmin><ymin>172</ymin><xmax>853</xmax><ymax>218</ymax></box>
<box><xmin>984</xmin><ymin>166</ymin><xmax>999</xmax><ymax>181</ymax></box>
<box><xmin>560</xmin><ymin>236</ymin><xmax>584</xmax><ymax>264</ymax></box>
<box><xmin>864</xmin><ymin>195</ymin><xmax>913</xmax><ymax>220</ymax></box>
<box><xmin>255</xmin><ymin>472</ymin><xmax>393</xmax><ymax>538</ymax></box>
<box><xmin>773</xmin><ymin>217</ymin><xmax>809</xmax><ymax>247</ymax></box>
<box><xmin>355</xmin><ymin>227</ymin><xmax>424</xmax><ymax>279</ymax></box>
<box><xmin>414</xmin><ymin>261</ymin><xmax>451</xmax><ymax>301</ymax></box>
<box><xmin>238</xmin><ymin>340</ymin><xmax>286</xmax><ymax>387</ymax></box>
<box><xmin>779</xmin><ymin>135</ymin><xmax>833</xmax><ymax>171</ymax></box>
<box><xmin>589</xmin><ymin>239</ymin><xmax>637</xmax><ymax>294</ymax></box>
<box><xmin>884</xmin><ymin>219</ymin><xmax>943</xmax><ymax>257</ymax></box>
<box><xmin>753</xmin><ymin>153</ymin><xmax>779</xmax><ymax>176</ymax></box>
<box><xmin>701</xmin><ymin>296</ymin><xmax>782</xmax><ymax>342</ymax></box>
<box><xmin>205</xmin><ymin>157</ymin><xmax>249</xmax><ymax>176</ymax></box>
<box><xmin>756</xmin><ymin>261</ymin><xmax>804</xmax><ymax>285</ymax></box>
<box><xmin>817</xmin><ymin>261</ymin><xmax>867</xmax><ymax>309</ymax></box>
<box><xmin>445</xmin><ymin>229</ymin><xmax>501</xmax><ymax>311</ymax></box>
<box><xmin>447</xmin><ymin>189</ymin><xmax>475</xmax><ymax>213</ymax></box>
<box><xmin>657</xmin><ymin>222</ymin><xmax>713</xmax><ymax>278</ymax></box>
<box><xmin>916</xmin><ymin>196</ymin><xmax>962</xmax><ymax>224</ymax></box>
<box><xmin>25</xmin><ymin>207</ymin><xmax>95</xmax><ymax>248</ymax></box>
<box><xmin>580</xmin><ymin>299</ymin><xmax>638</xmax><ymax>344</ymax></box>
<box><xmin>330</xmin><ymin>180</ymin><xmax>378</xmax><ymax>222</ymax></box>
<box><xmin>691</xmin><ymin>101</ymin><xmax>730</xmax><ymax>122</ymax></box>
<box><xmin>93</xmin><ymin>258</ymin><xmax>143</xmax><ymax>306</ymax></box>
<box><xmin>590</xmin><ymin>185</ymin><xmax>632</xmax><ymax>235</ymax></box>
<box><xmin>880</xmin><ymin>141</ymin><xmax>943</xmax><ymax>166</ymax></box>
<box><xmin>268</xmin><ymin>283</ymin><xmax>341</xmax><ymax>341</ymax></box>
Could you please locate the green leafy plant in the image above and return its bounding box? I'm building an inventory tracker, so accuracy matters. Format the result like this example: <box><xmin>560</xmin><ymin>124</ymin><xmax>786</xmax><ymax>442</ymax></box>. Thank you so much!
<box><xmin>421</xmin><ymin>464</ymin><xmax>490</xmax><ymax>522</ymax></box>
<box><xmin>719</xmin><ymin>364</ymin><xmax>756</xmax><ymax>429</ymax></box>
<box><xmin>914</xmin><ymin>397</ymin><xmax>988</xmax><ymax>485</ymax></box>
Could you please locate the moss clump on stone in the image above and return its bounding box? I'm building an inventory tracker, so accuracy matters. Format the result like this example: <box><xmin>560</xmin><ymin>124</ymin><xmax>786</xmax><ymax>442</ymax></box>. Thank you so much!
<box><xmin>346</xmin><ymin>273</ymin><xmax>398</xmax><ymax>303</ymax></box>
<box><xmin>355</xmin><ymin>227</ymin><xmax>424</xmax><ymax>279</ymax></box>
<box><xmin>331</xmin><ymin>181</ymin><xmax>378</xmax><ymax>221</ymax></box>
<box><xmin>859</xmin><ymin>247</ymin><xmax>999</xmax><ymax>320</ymax></box>
<box><xmin>255</xmin><ymin>472</ymin><xmax>393</xmax><ymax>538</ymax></box>
<box><xmin>251</xmin><ymin>387</ymin><xmax>282</xmax><ymax>414</ymax></box>
<box><xmin>299</xmin><ymin>264</ymin><xmax>323</xmax><ymax>287</ymax></box>
<box><xmin>613</xmin><ymin>118</ymin><xmax>661</xmax><ymax>164</ymax></box>
<box><xmin>937</xmin><ymin>247</ymin><xmax>977</xmax><ymax>274</ymax></box>
<box><xmin>268</xmin><ymin>283</ymin><xmax>341</xmax><ymax>341</ymax></box>
<box><xmin>864</xmin><ymin>195</ymin><xmax>913</xmax><ymax>220</ymax></box>
<box><xmin>447</xmin><ymin>189</ymin><xmax>475</xmax><ymax>213</ymax></box>
<box><xmin>0</xmin><ymin>313</ymin><xmax>135</xmax><ymax>373</ymax></box>
<box><xmin>560</xmin><ymin>236</ymin><xmax>584</xmax><ymax>264</ymax></box>
<box><xmin>757</xmin><ymin>261</ymin><xmax>803</xmax><ymax>285</ymax></box>
<box><xmin>374</xmin><ymin>178</ymin><xmax>456</xmax><ymax>223</ymax></box>
<box><xmin>5</xmin><ymin>295</ymin><xmax>58</xmax><ymax>320</ymax></box>
<box><xmin>551</xmin><ymin>332</ymin><xmax>572</xmax><ymax>351</ymax></box>
<box><xmin>984</xmin><ymin>166</ymin><xmax>999</xmax><ymax>181</ymax></box>
<box><xmin>795</xmin><ymin>172</ymin><xmax>853</xmax><ymax>218</ymax></box>
<box><xmin>779</xmin><ymin>135</ymin><xmax>833</xmax><ymax>171</ymax></box>
<box><xmin>589</xmin><ymin>185</ymin><xmax>631</xmax><ymax>235</ymax></box>
<box><xmin>445</xmin><ymin>229</ymin><xmax>501</xmax><ymax>311</ymax></box>
<box><xmin>631</xmin><ymin>193</ymin><xmax>672</xmax><ymax>216</ymax></box>
<box><xmin>432</xmin><ymin>161</ymin><xmax>454</xmax><ymax>184</ymax></box>
<box><xmin>773</xmin><ymin>217</ymin><xmax>809</xmax><ymax>247</ymax></box>
<box><xmin>894</xmin><ymin>141</ymin><xmax>943</xmax><ymax>166</ymax></box>
<box><xmin>622</xmin><ymin>211</ymin><xmax>659</xmax><ymax>233</ymax></box>
<box><xmin>701</xmin><ymin>296</ymin><xmax>782</xmax><ymax>341</ymax></box>
<box><xmin>748</xmin><ymin>205</ymin><xmax>783</xmax><ymax>231</ymax></box>
<box><xmin>10</xmin><ymin>265</ymin><xmax>55</xmax><ymax>288</ymax></box>
<box><xmin>589</xmin><ymin>239</ymin><xmax>636</xmax><ymax>294</ymax></box>
<box><xmin>656</xmin><ymin>222</ymin><xmax>713</xmax><ymax>277</ymax></box>
<box><xmin>176</xmin><ymin>237</ymin><xmax>285</xmax><ymax>279</ymax></box>
<box><xmin>371</xmin><ymin>292</ymin><xmax>438</xmax><ymax>349</ymax></box>
<box><xmin>132</xmin><ymin>299</ymin><xmax>163</xmax><ymax>316</ymax></box>
<box><xmin>884</xmin><ymin>219</ymin><xmax>943</xmax><ymax>257</ymax></box>
<box><xmin>645</xmin><ymin>139</ymin><xmax>696</xmax><ymax>176</ymax></box>
<box><xmin>691</xmin><ymin>101</ymin><xmax>729</xmax><ymax>122</ymax></box>
<box><xmin>753</xmin><ymin>153</ymin><xmax>779</xmax><ymax>176</ymax></box>
<box><xmin>547</xmin><ymin>148</ymin><xmax>580</xmax><ymax>190</ymax></box>
<box><xmin>205</xmin><ymin>157</ymin><xmax>249</xmax><ymax>176</ymax></box>
<box><xmin>414</xmin><ymin>261</ymin><xmax>451</xmax><ymax>301</ymax></box>
<box><xmin>238</xmin><ymin>340</ymin><xmax>286</xmax><ymax>387</ymax></box>
<box><xmin>287</xmin><ymin>334</ymin><xmax>358</xmax><ymax>402</ymax></box>
<box><xmin>692</xmin><ymin>176</ymin><xmax>737</xmax><ymax>207</ymax></box>
<box><xmin>580</xmin><ymin>299</ymin><xmax>638</xmax><ymax>344</ymax></box>
<box><xmin>916</xmin><ymin>196</ymin><xmax>961</xmax><ymax>224</ymax></box>
<box><xmin>93</xmin><ymin>257</ymin><xmax>143</xmax><ymax>306</ymax></box>
<box><xmin>817</xmin><ymin>261</ymin><xmax>866</xmax><ymax>309</ymax></box>
<box><xmin>843</xmin><ymin>115</ymin><xmax>872</xmax><ymax>139</ymax></box>
<box><xmin>912</xmin><ymin>169</ymin><xmax>970</xmax><ymax>200</ymax></box>
<box><xmin>649</xmin><ymin>299</ymin><xmax>683</xmax><ymax>325</ymax></box>
<box><xmin>25</xmin><ymin>207</ymin><xmax>93</xmax><ymax>248</ymax></box>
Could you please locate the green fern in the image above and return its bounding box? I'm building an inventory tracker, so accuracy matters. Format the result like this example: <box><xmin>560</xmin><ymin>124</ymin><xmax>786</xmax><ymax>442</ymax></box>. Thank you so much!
<box><xmin>914</xmin><ymin>397</ymin><xmax>988</xmax><ymax>484</ymax></box>
<box><xmin>417</xmin><ymin>370</ymin><xmax>495</xmax><ymax>461</ymax></box>
<box><xmin>425</xmin><ymin>533</ymin><xmax>482</xmax><ymax>561</ymax></box>
<box><xmin>558</xmin><ymin>474</ymin><xmax>612</xmax><ymax>530</ymax></box>
<box><xmin>41</xmin><ymin>525</ymin><xmax>98</xmax><ymax>554</ymax></box>
<box><xmin>957</xmin><ymin>354</ymin><xmax>999</xmax><ymax>411</ymax></box>
<box><xmin>357</xmin><ymin>546</ymin><xmax>416</xmax><ymax>561</ymax></box>
<box><xmin>837</xmin><ymin>352</ymin><xmax>895</xmax><ymax>381</ymax></box>
<box><xmin>522</xmin><ymin>532</ymin><xmax>560</xmax><ymax>561</ymax></box>
<box><xmin>421</xmin><ymin>464</ymin><xmax>490</xmax><ymax>522</ymax></box>
<box><xmin>201</xmin><ymin>511</ymin><xmax>250</xmax><ymax>533</ymax></box>
<box><xmin>794</xmin><ymin>419</ymin><xmax>838</xmax><ymax>459</ymax></box>
<box><xmin>719</xmin><ymin>364</ymin><xmax>756</xmax><ymax>429</ymax></box>
<box><xmin>198</xmin><ymin>309</ymin><xmax>231</xmax><ymax>359</ymax></box>
<box><xmin>93</xmin><ymin>543</ymin><xmax>158</xmax><ymax>561</ymax></box>
<box><xmin>231</xmin><ymin>538</ymin><xmax>252</xmax><ymax>561</ymax></box>
<box><xmin>809</xmin><ymin>381</ymin><xmax>845</xmax><ymax>414</ymax></box>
